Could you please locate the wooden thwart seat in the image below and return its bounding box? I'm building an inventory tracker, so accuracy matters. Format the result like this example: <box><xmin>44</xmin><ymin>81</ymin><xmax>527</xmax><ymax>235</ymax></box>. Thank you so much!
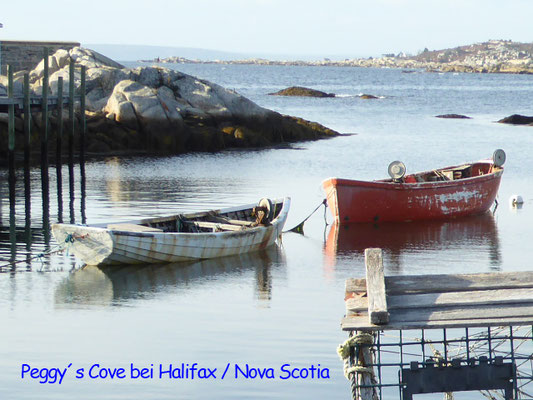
<box><xmin>184</xmin><ymin>220</ymin><xmax>246</xmax><ymax>232</ymax></box>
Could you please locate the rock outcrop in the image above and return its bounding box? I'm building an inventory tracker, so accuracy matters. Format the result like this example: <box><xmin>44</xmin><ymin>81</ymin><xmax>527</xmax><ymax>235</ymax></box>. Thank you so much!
<box><xmin>269</xmin><ymin>86</ymin><xmax>335</xmax><ymax>98</ymax></box>
<box><xmin>436</xmin><ymin>114</ymin><xmax>472</xmax><ymax>119</ymax></box>
<box><xmin>0</xmin><ymin>47</ymin><xmax>339</xmax><ymax>157</ymax></box>
<box><xmin>497</xmin><ymin>114</ymin><xmax>533</xmax><ymax>125</ymax></box>
<box><xmin>359</xmin><ymin>94</ymin><xmax>379</xmax><ymax>100</ymax></box>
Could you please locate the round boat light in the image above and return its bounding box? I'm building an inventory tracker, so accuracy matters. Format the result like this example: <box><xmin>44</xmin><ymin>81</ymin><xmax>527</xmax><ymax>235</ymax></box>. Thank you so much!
<box><xmin>493</xmin><ymin>149</ymin><xmax>506</xmax><ymax>167</ymax></box>
<box><xmin>388</xmin><ymin>161</ymin><xmax>406</xmax><ymax>181</ymax></box>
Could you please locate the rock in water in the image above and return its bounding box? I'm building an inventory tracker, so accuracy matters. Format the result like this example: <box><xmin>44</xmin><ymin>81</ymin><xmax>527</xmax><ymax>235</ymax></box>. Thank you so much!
<box><xmin>497</xmin><ymin>114</ymin><xmax>533</xmax><ymax>125</ymax></box>
<box><xmin>269</xmin><ymin>86</ymin><xmax>335</xmax><ymax>98</ymax></box>
<box><xmin>0</xmin><ymin>47</ymin><xmax>340</xmax><ymax>156</ymax></box>
<box><xmin>435</xmin><ymin>114</ymin><xmax>472</xmax><ymax>119</ymax></box>
<box><xmin>359</xmin><ymin>94</ymin><xmax>379</xmax><ymax>99</ymax></box>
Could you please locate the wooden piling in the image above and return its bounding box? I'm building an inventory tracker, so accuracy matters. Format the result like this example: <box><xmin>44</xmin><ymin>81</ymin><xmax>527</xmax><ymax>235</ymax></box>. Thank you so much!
<box><xmin>23</xmin><ymin>73</ymin><xmax>31</xmax><ymax>172</ymax></box>
<box><xmin>56</xmin><ymin>77</ymin><xmax>64</xmax><ymax>166</ymax></box>
<box><xmin>80</xmin><ymin>65</ymin><xmax>86</xmax><ymax>166</ymax></box>
<box><xmin>355</xmin><ymin>333</ymin><xmax>377</xmax><ymax>400</ymax></box>
<box><xmin>80</xmin><ymin>66</ymin><xmax>86</xmax><ymax>224</ymax></box>
<box><xmin>8</xmin><ymin>65</ymin><xmax>16</xmax><ymax>208</ymax></box>
<box><xmin>41</xmin><ymin>48</ymin><xmax>49</xmax><ymax>194</ymax></box>
<box><xmin>56</xmin><ymin>77</ymin><xmax>64</xmax><ymax>222</ymax></box>
<box><xmin>23</xmin><ymin>73</ymin><xmax>31</xmax><ymax>220</ymax></box>
<box><xmin>68</xmin><ymin>57</ymin><xmax>75</xmax><ymax>166</ymax></box>
<box><xmin>68</xmin><ymin>58</ymin><xmax>75</xmax><ymax>223</ymax></box>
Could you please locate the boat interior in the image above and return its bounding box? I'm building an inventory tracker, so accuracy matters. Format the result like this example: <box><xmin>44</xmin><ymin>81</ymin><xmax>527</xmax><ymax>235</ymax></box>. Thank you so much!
<box><xmin>106</xmin><ymin>198</ymin><xmax>284</xmax><ymax>234</ymax></box>
<box><xmin>383</xmin><ymin>162</ymin><xmax>500</xmax><ymax>184</ymax></box>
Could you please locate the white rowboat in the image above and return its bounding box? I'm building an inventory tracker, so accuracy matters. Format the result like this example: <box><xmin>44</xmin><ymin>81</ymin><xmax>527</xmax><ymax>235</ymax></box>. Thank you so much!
<box><xmin>52</xmin><ymin>197</ymin><xmax>290</xmax><ymax>266</ymax></box>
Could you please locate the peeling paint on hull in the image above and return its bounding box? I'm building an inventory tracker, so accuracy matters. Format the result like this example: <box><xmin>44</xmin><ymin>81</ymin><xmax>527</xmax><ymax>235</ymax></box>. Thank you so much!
<box><xmin>323</xmin><ymin>161</ymin><xmax>503</xmax><ymax>224</ymax></box>
<box><xmin>51</xmin><ymin>198</ymin><xmax>290</xmax><ymax>266</ymax></box>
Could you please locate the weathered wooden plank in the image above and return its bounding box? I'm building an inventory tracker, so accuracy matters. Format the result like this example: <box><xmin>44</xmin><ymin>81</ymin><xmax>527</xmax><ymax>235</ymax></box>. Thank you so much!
<box><xmin>211</xmin><ymin>217</ymin><xmax>255</xmax><ymax>226</ymax></box>
<box><xmin>346</xmin><ymin>271</ymin><xmax>533</xmax><ymax>295</ymax></box>
<box><xmin>365</xmin><ymin>248</ymin><xmax>389</xmax><ymax>325</ymax></box>
<box><xmin>186</xmin><ymin>221</ymin><xmax>245</xmax><ymax>232</ymax></box>
<box><xmin>342</xmin><ymin>313</ymin><xmax>533</xmax><ymax>331</ymax></box>
<box><xmin>346</xmin><ymin>287</ymin><xmax>533</xmax><ymax>312</ymax></box>
<box><xmin>347</xmin><ymin>302</ymin><xmax>533</xmax><ymax>322</ymax></box>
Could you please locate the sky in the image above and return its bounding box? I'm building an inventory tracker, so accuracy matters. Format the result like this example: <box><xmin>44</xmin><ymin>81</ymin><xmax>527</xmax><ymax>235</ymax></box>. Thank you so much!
<box><xmin>1</xmin><ymin>0</ymin><xmax>533</xmax><ymax>59</ymax></box>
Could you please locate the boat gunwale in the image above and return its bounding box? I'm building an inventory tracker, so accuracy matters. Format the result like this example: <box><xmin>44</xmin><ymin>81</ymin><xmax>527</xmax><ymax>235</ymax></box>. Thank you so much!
<box><xmin>323</xmin><ymin>162</ymin><xmax>503</xmax><ymax>191</ymax></box>
<box><xmin>51</xmin><ymin>197</ymin><xmax>290</xmax><ymax>239</ymax></box>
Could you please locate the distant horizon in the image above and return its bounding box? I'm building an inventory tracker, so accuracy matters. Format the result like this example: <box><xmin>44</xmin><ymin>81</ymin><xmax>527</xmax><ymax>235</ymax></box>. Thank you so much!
<box><xmin>84</xmin><ymin>42</ymin><xmax>369</xmax><ymax>62</ymax></box>
<box><xmin>84</xmin><ymin>39</ymin><xmax>525</xmax><ymax>63</ymax></box>
<box><xmin>3</xmin><ymin>1</ymin><xmax>533</xmax><ymax>61</ymax></box>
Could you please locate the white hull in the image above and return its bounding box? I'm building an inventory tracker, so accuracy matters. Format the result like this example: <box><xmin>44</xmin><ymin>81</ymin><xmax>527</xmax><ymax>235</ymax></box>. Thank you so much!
<box><xmin>52</xmin><ymin>198</ymin><xmax>290</xmax><ymax>266</ymax></box>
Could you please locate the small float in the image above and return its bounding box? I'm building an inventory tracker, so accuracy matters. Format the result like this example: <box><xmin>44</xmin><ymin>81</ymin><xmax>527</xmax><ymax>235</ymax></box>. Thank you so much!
<box><xmin>322</xmin><ymin>150</ymin><xmax>505</xmax><ymax>224</ymax></box>
<box><xmin>52</xmin><ymin>198</ymin><xmax>290</xmax><ymax>266</ymax></box>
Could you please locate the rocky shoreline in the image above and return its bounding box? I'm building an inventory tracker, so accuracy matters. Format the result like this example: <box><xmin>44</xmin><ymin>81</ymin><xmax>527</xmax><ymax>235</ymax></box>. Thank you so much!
<box><xmin>0</xmin><ymin>48</ymin><xmax>340</xmax><ymax>159</ymax></box>
<box><xmin>147</xmin><ymin>40</ymin><xmax>533</xmax><ymax>74</ymax></box>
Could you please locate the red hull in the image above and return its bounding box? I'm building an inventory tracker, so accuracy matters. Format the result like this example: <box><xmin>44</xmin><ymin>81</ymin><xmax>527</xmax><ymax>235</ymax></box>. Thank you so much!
<box><xmin>323</xmin><ymin>161</ymin><xmax>503</xmax><ymax>224</ymax></box>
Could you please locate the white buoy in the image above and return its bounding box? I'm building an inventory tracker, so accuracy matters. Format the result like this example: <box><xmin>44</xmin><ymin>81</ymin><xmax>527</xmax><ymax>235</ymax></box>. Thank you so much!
<box><xmin>509</xmin><ymin>195</ymin><xmax>524</xmax><ymax>208</ymax></box>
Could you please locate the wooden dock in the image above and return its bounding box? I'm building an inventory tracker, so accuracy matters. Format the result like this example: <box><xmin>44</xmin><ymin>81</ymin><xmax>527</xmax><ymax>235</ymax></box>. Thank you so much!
<box><xmin>0</xmin><ymin>95</ymin><xmax>74</xmax><ymax>110</ymax></box>
<box><xmin>342</xmin><ymin>248</ymin><xmax>533</xmax><ymax>331</ymax></box>
<box><xmin>2</xmin><ymin>48</ymin><xmax>88</xmax><ymax>235</ymax></box>
<box><xmin>339</xmin><ymin>248</ymin><xmax>533</xmax><ymax>400</ymax></box>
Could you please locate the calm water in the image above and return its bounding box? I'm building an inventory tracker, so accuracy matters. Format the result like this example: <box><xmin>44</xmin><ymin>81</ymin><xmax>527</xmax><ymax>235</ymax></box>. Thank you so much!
<box><xmin>1</xmin><ymin>64</ymin><xmax>532</xmax><ymax>399</ymax></box>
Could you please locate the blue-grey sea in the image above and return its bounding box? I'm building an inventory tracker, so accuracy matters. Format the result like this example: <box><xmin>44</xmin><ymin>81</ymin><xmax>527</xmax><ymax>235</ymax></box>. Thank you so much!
<box><xmin>1</xmin><ymin>63</ymin><xmax>532</xmax><ymax>399</ymax></box>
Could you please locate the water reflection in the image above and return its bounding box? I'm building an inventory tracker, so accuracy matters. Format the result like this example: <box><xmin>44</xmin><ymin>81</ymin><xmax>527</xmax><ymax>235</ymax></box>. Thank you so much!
<box><xmin>0</xmin><ymin>158</ymin><xmax>86</xmax><ymax>271</ymax></box>
<box><xmin>324</xmin><ymin>213</ymin><xmax>501</xmax><ymax>270</ymax></box>
<box><xmin>54</xmin><ymin>245</ymin><xmax>284</xmax><ymax>307</ymax></box>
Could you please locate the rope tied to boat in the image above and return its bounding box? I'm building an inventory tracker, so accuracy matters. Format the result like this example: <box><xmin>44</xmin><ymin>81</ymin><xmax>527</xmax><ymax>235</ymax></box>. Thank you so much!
<box><xmin>0</xmin><ymin>232</ymin><xmax>86</xmax><ymax>270</ymax></box>
<box><xmin>284</xmin><ymin>198</ymin><xmax>328</xmax><ymax>234</ymax></box>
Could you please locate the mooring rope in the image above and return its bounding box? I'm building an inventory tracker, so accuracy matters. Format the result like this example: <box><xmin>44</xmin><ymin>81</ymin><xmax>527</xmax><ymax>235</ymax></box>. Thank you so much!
<box><xmin>0</xmin><ymin>234</ymin><xmax>76</xmax><ymax>270</ymax></box>
<box><xmin>337</xmin><ymin>332</ymin><xmax>375</xmax><ymax>380</ymax></box>
<box><xmin>283</xmin><ymin>198</ymin><xmax>328</xmax><ymax>233</ymax></box>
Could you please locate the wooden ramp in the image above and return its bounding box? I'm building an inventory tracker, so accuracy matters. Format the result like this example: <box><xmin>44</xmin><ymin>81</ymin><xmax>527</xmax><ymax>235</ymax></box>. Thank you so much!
<box><xmin>342</xmin><ymin>248</ymin><xmax>533</xmax><ymax>331</ymax></box>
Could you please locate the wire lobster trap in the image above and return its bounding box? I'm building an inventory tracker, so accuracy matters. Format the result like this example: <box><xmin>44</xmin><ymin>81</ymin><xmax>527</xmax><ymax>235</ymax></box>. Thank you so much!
<box><xmin>340</xmin><ymin>249</ymin><xmax>533</xmax><ymax>400</ymax></box>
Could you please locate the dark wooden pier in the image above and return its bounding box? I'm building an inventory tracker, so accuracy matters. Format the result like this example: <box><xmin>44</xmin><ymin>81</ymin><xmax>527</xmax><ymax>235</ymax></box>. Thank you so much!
<box><xmin>339</xmin><ymin>248</ymin><xmax>533</xmax><ymax>400</ymax></box>
<box><xmin>1</xmin><ymin>48</ymin><xmax>87</xmax><ymax>257</ymax></box>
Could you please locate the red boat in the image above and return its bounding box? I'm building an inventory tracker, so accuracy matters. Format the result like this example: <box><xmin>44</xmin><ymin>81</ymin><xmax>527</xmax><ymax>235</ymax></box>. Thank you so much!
<box><xmin>322</xmin><ymin>150</ymin><xmax>505</xmax><ymax>224</ymax></box>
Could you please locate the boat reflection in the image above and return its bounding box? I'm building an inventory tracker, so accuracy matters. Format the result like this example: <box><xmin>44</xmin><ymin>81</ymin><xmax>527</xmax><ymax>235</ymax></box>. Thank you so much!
<box><xmin>54</xmin><ymin>245</ymin><xmax>284</xmax><ymax>307</ymax></box>
<box><xmin>325</xmin><ymin>213</ymin><xmax>501</xmax><ymax>270</ymax></box>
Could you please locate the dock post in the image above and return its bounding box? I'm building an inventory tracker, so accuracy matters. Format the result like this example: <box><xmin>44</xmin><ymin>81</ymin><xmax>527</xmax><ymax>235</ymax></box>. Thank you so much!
<box><xmin>80</xmin><ymin>65</ymin><xmax>86</xmax><ymax>166</ymax></box>
<box><xmin>356</xmin><ymin>332</ymin><xmax>377</xmax><ymax>400</ymax></box>
<box><xmin>56</xmin><ymin>77</ymin><xmax>64</xmax><ymax>222</ymax></box>
<box><xmin>7</xmin><ymin>64</ymin><xmax>16</xmax><ymax>209</ymax></box>
<box><xmin>23</xmin><ymin>73</ymin><xmax>31</xmax><ymax>183</ymax></box>
<box><xmin>68</xmin><ymin>58</ymin><xmax>75</xmax><ymax>223</ymax></box>
<box><xmin>56</xmin><ymin>77</ymin><xmax>64</xmax><ymax>166</ymax></box>
<box><xmin>79</xmin><ymin>65</ymin><xmax>86</xmax><ymax>224</ymax></box>
<box><xmin>41</xmin><ymin>48</ymin><xmax>50</xmax><ymax>199</ymax></box>
<box><xmin>23</xmin><ymin>73</ymin><xmax>32</xmax><ymax>227</ymax></box>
